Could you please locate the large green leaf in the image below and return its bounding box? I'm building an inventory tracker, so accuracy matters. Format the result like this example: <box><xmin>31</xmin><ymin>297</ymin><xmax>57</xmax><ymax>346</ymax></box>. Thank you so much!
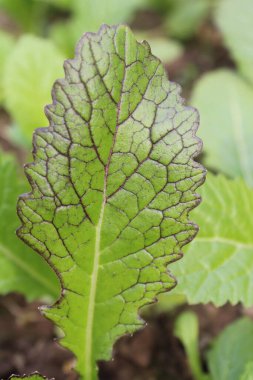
<box><xmin>191</xmin><ymin>69</ymin><xmax>253</xmax><ymax>186</ymax></box>
<box><xmin>17</xmin><ymin>25</ymin><xmax>205</xmax><ymax>379</ymax></box>
<box><xmin>3</xmin><ymin>35</ymin><xmax>64</xmax><ymax>142</ymax></box>
<box><xmin>208</xmin><ymin>318</ymin><xmax>253</xmax><ymax>380</ymax></box>
<box><xmin>215</xmin><ymin>0</ymin><xmax>253</xmax><ymax>85</ymax></box>
<box><xmin>170</xmin><ymin>173</ymin><xmax>253</xmax><ymax>306</ymax></box>
<box><xmin>0</xmin><ymin>153</ymin><xmax>60</xmax><ymax>300</ymax></box>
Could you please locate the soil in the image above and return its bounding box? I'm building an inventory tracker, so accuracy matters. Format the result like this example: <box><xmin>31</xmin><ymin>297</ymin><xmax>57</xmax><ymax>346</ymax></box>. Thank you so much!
<box><xmin>0</xmin><ymin>294</ymin><xmax>243</xmax><ymax>380</ymax></box>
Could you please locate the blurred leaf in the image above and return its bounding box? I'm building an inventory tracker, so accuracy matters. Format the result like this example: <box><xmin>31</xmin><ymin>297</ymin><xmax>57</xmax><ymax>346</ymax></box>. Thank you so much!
<box><xmin>156</xmin><ymin>291</ymin><xmax>186</xmax><ymax>312</ymax></box>
<box><xmin>38</xmin><ymin>0</ymin><xmax>72</xmax><ymax>10</ymax></box>
<box><xmin>3</xmin><ymin>35</ymin><xmax>64</xmax><ymax>142</ymax></box>
<box><xmin>240</xmin><ymin>362</ymin><xmax>253</xmax><ymax>380</ymax></box>
<box><xmin>191</xmin><ymin>69</ymin><xmax>253</xmax><ymax>186</ymax></box>
<box><xmin>215</xmin><ymin>0</ymin><xmax>253</xmax><ymax>85</ymax></box>
<box><xmin>0</xmin><ymin>0</ymin><xmax>49</xmax><ymax>33</ymax></box>
<box><xmin>0</xmin><ymin>152</ymin><xmax>60</xmax><ymax>300</ymax></box>
<box><xmin>170</xmin><ymin>173</ymin><xmax>253</xmax><ymax>306</ymax></box>
<box><xmin>51</xmin><ymin>0</ymin><xmax>147</xmax><ymax>56</ymax></box>
<box><xmin>208</xmin><ymin>318</ymin><xmax>253</xmax><ymax>380</ymax></box>
<box><xmin>17</xmin><ymin>24</ymin><xmax>205</xmax><ymax>379</ymax></box>
<box><xmin>0</xmin><ymin>31</ymin><xmax>15</xmax><ymax>104</ymax></box>
<box><xmin>175</xmin><ymin>311</ymin><xmax>209</xmax><ymax>380</ymax></box>
<box><xmin>165</xmin><ymin>0</ymin><xmax>211</xmax><ymax>40</ymax></box>
<box><xmin>135</xmin><ymin>33</ymin><xmax>184</xmax><ymax>63</ymax></box>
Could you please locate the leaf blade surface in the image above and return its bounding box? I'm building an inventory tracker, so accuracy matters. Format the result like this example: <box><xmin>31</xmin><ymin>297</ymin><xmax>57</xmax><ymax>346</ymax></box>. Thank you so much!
<box><xmin>191</xmin><ymin>69</ymin><xmax>253</xmax><ymax>186</ymax></box>
<box><xmin>17</xmin><ymin>25</ymin><xmax>205</xmax><ymax>379</ymax></box>
<box><xmin>170</xmin><ymin>173</ymin><xmax>253</xmax><ymax>306</ymax></box>
<box><xmin>0</xmin><ymin>153</ymin><xmax>60</xmax><ymax>300</ymax></box>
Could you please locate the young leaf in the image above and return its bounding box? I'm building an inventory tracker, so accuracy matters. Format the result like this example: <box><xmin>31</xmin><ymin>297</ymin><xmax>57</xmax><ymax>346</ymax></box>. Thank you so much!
<box><xmin>215</xmin><ymin>0</ymin><xmax>253</xmax><ymax>85</ymax></box>
<box><xmin>240</xmin><ymin>362</ymin><xmax>253</xmax><ymax>380</ymax></box>
<box><xmin>3</xmin><ymin>35</ymin><xmax>64</xmax><ymax>142</ymax></box>
<box><xmin>191</xmin><ymin>69</ymin><xmax>253</xmax><ymax>186</ymax></box>
<box><xmin>174</xmin><ymin>311</ymin><xmax>209</xmax><ymax>380</ymax></box>
<box><xmin>208</xmin><ymin>318</ymin><xmax>253</xmax><ymax>380</ymax></box>
<box><xmin>17</xmin><ymin>24</ymin><xmax>205</xmax><ymax>379</ymax></box>
<box><xmin>170</xmin><ymin>173</ymin><xmax>253</xmax><ymax>306</ymax></box>
<box><xmin>0</xmin><ymin>152</ymin><xmax>60</xmax><ymax>300</ymax></box>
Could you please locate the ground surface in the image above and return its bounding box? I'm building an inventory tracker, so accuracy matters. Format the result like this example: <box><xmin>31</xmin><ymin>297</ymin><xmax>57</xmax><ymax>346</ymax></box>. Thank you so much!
<box><xmin>0</xmin><ymin>294</ymin><xmax>243</xmax><ymax>380</ymax></box>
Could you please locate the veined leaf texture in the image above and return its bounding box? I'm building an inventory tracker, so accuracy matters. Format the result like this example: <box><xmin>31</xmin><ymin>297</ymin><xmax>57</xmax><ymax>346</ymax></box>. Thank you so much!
<box><xmin>17</xmin><ymin>25</ymin><xmax>205</xmax><ymax>379</ymax></box>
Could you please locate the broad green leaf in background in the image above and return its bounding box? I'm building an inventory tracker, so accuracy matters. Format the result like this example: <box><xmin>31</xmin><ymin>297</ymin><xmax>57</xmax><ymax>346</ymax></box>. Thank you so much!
<box><xmin>3</xmin><ymin>35</ymin><xmax>64</xmax><ymax>142</ymax></box>
<box><xmin>50</xmin><ymin>0</ymin><xmax>147</xmax><ymax>56</ymax></box>
<box><xmin>0</xmin><ymin>30</ymin><xmax>15</xmax><ymax>104</ymax></box>
<box><xmin>0</xmin><ymin>152</ymin><xmax>60</xmax><ymax>300</ymax></box>
<box><xmin>165</xmin><ymin>0</ymin><xmax>211</xmax><ymax>40</ymax></box>
<box><xmin>169</xmin><ymin>174</ymin><xmax>253</xmax><ymax>306</ymax></box>
<box><xmin>240</xmin><ymin>362</ymin><xmax>253</xmax><ymax>380</ymax></box>
<box><xmin>208</xmin><ymin>318</ymin><xmax>253</xmax><ymax>380</ymax></box>
<box><xmin>17</xmin><ymin>25</ymin><xmax>205</xmax><ymax>379</ymax></box>
<box><xmin>215</xmin><ymin>0</ymin><xmax>253</xmax><ymax>85</ymax></box>
<box><xmin>191</xmin><ymin>69</ymin><xmax>253</xmax><ymax>186</ymax></box>
<box><xmin>174</xmin><ymin>311</ymin><xmax>210</xmax><ymax>380</ymax></box>
<box><xmin>135</xmin><ymin>33</ymin><xmax>184</xmax><ymax>64</ymax></box>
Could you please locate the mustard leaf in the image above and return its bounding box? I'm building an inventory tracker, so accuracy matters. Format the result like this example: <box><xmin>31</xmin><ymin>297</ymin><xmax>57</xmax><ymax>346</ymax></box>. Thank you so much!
<box><xmin>17</xmin><ymin>25</ymin><xmax>205</xmax><ymax>379</ymax></box>
<box><xmin>215</xmin><ymin>0</ymin><xmax>253</xmax><ymax>85</ymax></box>
<box><xmin>208</xmin><ymin>318</ymin><xmax>253</xmax><ymax>380</ymax></box>
<box><xmin>0</xmin><ymin>152</ymin><xmax>60</xmax><ymax>300</ymax></box>
<box><xmin>170</xmin><ymin>173</ymin><xmax>253</xmax><ymax>306</ymax></box>
<box><xmin>4</xmin><ymin>35</ymin><xmax>64</xmax><ymax>142</ymax></box>
<box><xmin>191</xmin><ymin>69</ymin><xmax>253</xmax><ymax>186</ymax></box>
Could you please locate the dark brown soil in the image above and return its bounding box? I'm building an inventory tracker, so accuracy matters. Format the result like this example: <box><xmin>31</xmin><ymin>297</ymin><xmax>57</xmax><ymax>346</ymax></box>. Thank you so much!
<box><xmin>0</xmin><ymin>294</ymin><xmax>243</xmax><ymax>380</ymax></box>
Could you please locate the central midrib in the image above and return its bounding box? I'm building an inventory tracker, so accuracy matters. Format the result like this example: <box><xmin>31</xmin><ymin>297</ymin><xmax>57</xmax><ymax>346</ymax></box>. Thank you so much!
<box><xmin>83</xmin><ymin>30</ymin><xmax>127</xmax><ymax>379</ymax></box>
<box><xmin>84</xmin><ymin>187</ymin><xmax>106</xmax><ymax>379</ymax></box>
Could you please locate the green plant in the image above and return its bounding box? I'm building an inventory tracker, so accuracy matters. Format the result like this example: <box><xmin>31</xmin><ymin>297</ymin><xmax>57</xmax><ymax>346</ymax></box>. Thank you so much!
<box><xmin>215</xmin><ymin>0</ymin><xmax>253</xmax><ymax>85</ymax></box>
<box><xmin>191</xmin><ymin>69</ymin><xmax>253</xmax><ymax>186</ymax></box>
<box><xmin>168</xmin><ymin>173</ymin><xmax>253</xmax><ymax>306</ymax></box>
<box><xmin>174</xmin><ymin>311</ymin><xmax>210</xmax><ymax>380</ymax></box>
<box><xmin>175</xmin><ymin>313</ymin><xmax>253</xmax><ymax>380</ymax></box>
<box><xmin>164</xmin><ymin>0</ymin><xmax>212</xmax><ymax>40</ymax></box>
<box><xmin>3</xmin><ymin>35</ymin><xmax>64</xmax><ymax>144</ymax></box>
<box><xmin>208</xmin><ymin>318</ymin><xmax>253</xmax><ymax>380</ymax></box>
<box><xmin>15</xmin><ymin>24</ymin><xmax>205</xmax><ymax>379</ymax></box>
<box><xmin>0</xmin><ymin>152</ymin><xmax>59</xmax><ymax>300</ymax></box>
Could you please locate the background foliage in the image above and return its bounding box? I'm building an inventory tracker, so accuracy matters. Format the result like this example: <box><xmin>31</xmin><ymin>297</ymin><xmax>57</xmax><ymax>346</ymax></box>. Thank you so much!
<box><xmin>0</xmin><ymin>0</ymin><xmax>253</xmax><ymax>379</ymax></box>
